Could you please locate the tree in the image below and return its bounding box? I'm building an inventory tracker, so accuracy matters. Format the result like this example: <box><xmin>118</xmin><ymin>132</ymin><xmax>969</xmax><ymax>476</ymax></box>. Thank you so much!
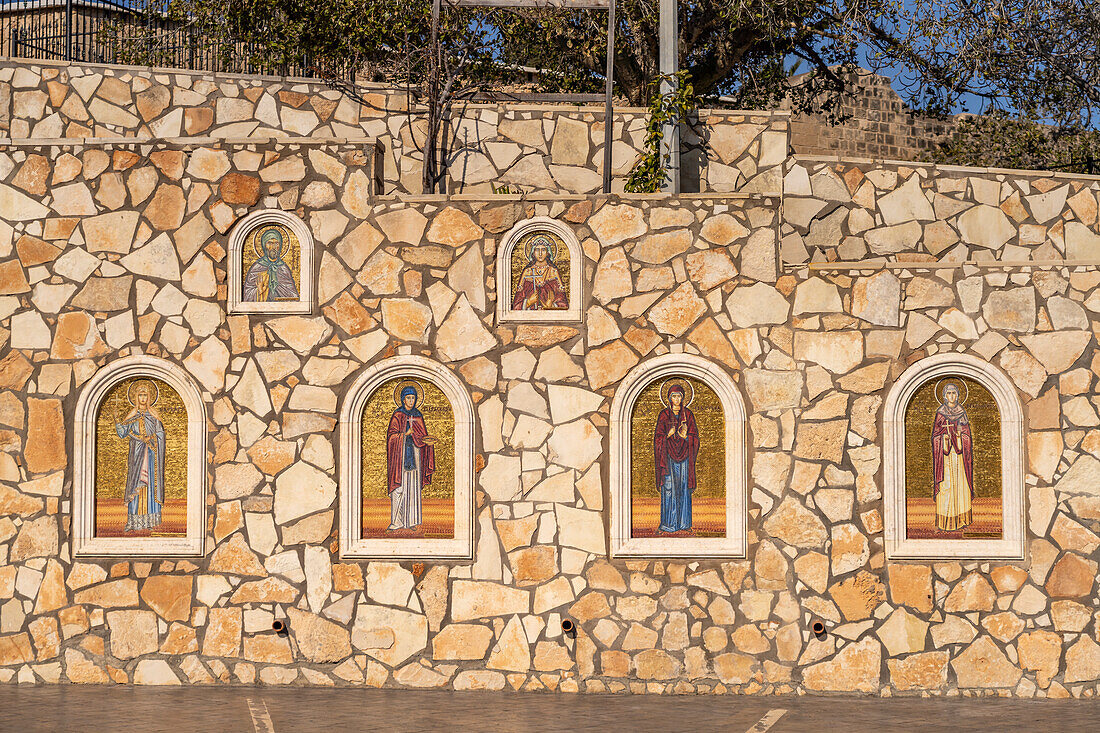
<box><xmin>867</xmin><ymin>0</ymin><xmax>1100</xmax><ymax>131</ymax></box>
<box><xmin>158</xmin><ymin>0</ymin><xmax>1100</xmax><ymax>186</ymax></box>
<box><xmin>161</xmin><ymin>0</ymin><xmax>507</xmax><ymax>192</ymax></box>
<box><xmin>928</xmin><ymin>113</ymin><xmax>1100</xmax><ymax>175</ymax></box>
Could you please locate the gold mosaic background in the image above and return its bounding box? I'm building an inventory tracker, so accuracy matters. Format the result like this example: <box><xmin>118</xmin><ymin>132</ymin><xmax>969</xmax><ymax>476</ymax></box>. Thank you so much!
<box><xmin>241</xmin><ymin>222</ymin><xmax>301</xmax><ymax>299</ymax></box>
<box><xmin>904</xmin><ymin>376</ymin><xmax>1001</xmax><ymax>498</ymax></box>
<box><xmin>361</xmin><ymin>377</ymin><xmax>455</xmax><ymax>538</ymax></box>
<box><xmin>94</xmin><ymin>377</ymin><xmax>188</xmax><ymax>537</ymax></box>
<box><xmin>509</xmin><ymin>229</ymin><xmax>571</xmax><ymax>307</ymax></box>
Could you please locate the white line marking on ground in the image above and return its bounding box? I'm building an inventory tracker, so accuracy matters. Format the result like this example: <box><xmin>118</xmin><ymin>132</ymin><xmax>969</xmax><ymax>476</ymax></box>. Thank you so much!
<box><xmin>247</xmin><ymin>697</ymin><xmax>275</xmax><ymax>733</ymax></box>
<box><xmin>746</xmin><ymin>708</ymin><xmax>787</xmax><ymax>733</ymax></box>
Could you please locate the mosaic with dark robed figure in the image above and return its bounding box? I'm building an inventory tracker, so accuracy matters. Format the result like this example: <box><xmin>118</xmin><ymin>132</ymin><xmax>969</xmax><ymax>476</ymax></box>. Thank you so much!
<box><xmin>630</xmin><ymin>375</ymin><xmax>725</xmax><ymax>538</ymax></box>
<box><xmin>361</xmin><ymin>377</ymin><xmax>455</xmax><ymax>539</ymax></box>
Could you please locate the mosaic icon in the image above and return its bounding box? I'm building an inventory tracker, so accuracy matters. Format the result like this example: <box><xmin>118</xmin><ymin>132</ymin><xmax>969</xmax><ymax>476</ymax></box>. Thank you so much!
<box><xmin>904</xmin><ymin>375</ymin><xmax>1003</xmax><ymax>540</ymax></box>
<box><xmin>630</xmin><ymin>374</ymin><xmax>726</xmax><ymax>538</ymax></box>
<box><xmin>361</xmin><ymin>376</ymin><xmax>456</xmax><ymax>540</ymax></box>
<box><xmin>95</xmin><ymin>376</ymin><xmax>188</xmax><ymax>538</ymax></box>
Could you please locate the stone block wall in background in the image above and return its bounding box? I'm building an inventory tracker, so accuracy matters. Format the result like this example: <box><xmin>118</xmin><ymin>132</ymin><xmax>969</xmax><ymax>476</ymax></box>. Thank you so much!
<box><xmin>784</xmin><ymin>71</ymin><xmax>956</xmax><ymax>161</ymax></box>
<box><xmin>2</xmin><ymin>58</ymin><xmax>1100</xmax><ymax>696</ymax></box>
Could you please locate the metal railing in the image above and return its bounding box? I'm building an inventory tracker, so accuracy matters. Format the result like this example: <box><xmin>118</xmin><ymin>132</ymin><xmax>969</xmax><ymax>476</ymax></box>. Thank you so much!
<box><xmin>1</xmin><ymin>0</ymin><xmax>317</xmax><ymax>76</ymax></box>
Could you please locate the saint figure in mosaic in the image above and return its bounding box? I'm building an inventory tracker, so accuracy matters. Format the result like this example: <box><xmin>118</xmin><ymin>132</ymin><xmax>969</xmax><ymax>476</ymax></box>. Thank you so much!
<box><xmin>653</xmin><ymin>379</ymin><xmax>700</xmax><ymax>533</ymax></box>
<box><xmin>112</xmin><ymin>379</ymin><xmax>167</xmax><ymax>532</ymax></box>
<box><xmin>386</xmin><ymin>381</ymin><xmax>438</xmax><ymax>531</ymax></box>
<box><xmin>511</xmin><ymin>232</ymin><xmax>568</xmax><ymax>311</ymax></box>
<box><xmin>931</xmin><ymin>380</ymin><xmax>973</xmax><ymax>531</ymax></box>
<box><xmin>243</xmin><ymin>227</ymin><xmax>299</xmax><ymax>302</ymax></box>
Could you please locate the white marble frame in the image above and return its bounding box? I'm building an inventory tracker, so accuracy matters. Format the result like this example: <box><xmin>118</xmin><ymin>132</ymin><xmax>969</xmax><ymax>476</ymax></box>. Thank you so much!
<box><xmin>227</xmin><ymin>208</ymin><xmax>314</xmax><ymax>314</ymax></box>
<box><xmin>339</xmin><ymin>355</ymin><xmax>475</xmax><ymax>560</ymax></box>
<box><xmin>610</xmin><ymin>353</ymin><xmax>748</xmax><ymax>558</ymax></box>
<box><xmin>883</xmin><ymin>353</ymin><xmax>1026</xmax><ymax>561</ymax></box>
<box><xmin>73</xmin><ymin>356</ymin><xmax>207</xmax><ymax>557</ymax></box>
<box><xmin>496</xmin><ymin>216</ymin><xmax>583</xmax><ymax>324</ymax></box>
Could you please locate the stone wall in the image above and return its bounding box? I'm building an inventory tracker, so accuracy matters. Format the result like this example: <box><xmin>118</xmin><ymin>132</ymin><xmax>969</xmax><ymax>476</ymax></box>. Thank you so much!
<box><xmin>3</xmin><ymin>58</ymin><xmax>1100</xmax><ymax>696</ymax></box>
<box><xmin>0</xmin><ymin>60</ymin><xmax>788</xmax><ymax>196</ymax></box>
<box><xmin>783</xmin><ymin>156</ymin><xmax>1100</xmax><ymax>264</ymax></box>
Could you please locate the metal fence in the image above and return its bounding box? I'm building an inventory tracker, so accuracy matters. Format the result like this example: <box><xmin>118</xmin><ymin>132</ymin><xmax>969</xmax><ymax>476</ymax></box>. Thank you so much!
<box><xmin>1</xmin><ymin>0</ymin><xmax>317</xmax><ymax>76</ymax></box>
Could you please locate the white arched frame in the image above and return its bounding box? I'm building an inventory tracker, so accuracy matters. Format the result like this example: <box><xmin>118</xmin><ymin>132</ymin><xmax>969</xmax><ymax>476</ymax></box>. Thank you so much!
<box><xmin>883</xmin><ymin>353</ymin><xmax>1025</xmax><ymax>561</ymax></box>
<box><xmin>227</xmin><ymin>208</ymin><xmax>314</xmax><ymax>314</ymax></box>
<box><xmin>610</xmin><ymin>353</ymin><xmax>748</xmax><ymax>558</ymax></box>
<box><xmin>73</xmin><ymin>356</ymin><xmax>207</xmax><ymax>557</ymax></box>
<box><xmin>339</xmin><ymin>355</ymin><xmax>475</xmax><ymax>560</ymax></box>
<box><xmin>495</xmin><ymin>216</ymin><xmax>583</xmax><ymax>324</ymax></box>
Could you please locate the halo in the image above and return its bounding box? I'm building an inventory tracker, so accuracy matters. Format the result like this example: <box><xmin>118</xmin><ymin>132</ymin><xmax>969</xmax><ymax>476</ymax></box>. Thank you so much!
<box><xmin>127</xmin><ymin>378</ymin><xmax>159</xmax><ymax>408</ymax></box>
<box><xmin>523</xmin><ymin>232</ymin><xmax>563</xmax><ymax>263</ymax></box>
<box><xmin>934</xmin><ymin>377</ymin><xmax>968</xmax><ymax>406</ymax></box>
<box><xmin>392</xmin><ymin>379</ymin><xmax>425</xmax><ymax>408</ymax></box>
<box><xmin>252</xmin><ymin>225</ymin><xmax>288</xmax><ymax>260</ymax></box>
<box><xmin>658</xmin><ymin>377</ymin><xmax>694</xmax><ymax>409</ymax></box>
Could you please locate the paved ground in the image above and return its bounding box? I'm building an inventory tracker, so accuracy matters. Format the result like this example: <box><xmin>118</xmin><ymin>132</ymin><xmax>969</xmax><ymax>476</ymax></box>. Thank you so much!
<box><xmin>0</xmin><ymin>687</ymin><xmax>1097</xmax><ymax>732</ymax></box>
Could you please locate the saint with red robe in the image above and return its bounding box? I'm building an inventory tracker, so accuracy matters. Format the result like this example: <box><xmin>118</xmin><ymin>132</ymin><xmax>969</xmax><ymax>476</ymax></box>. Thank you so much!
<box><xmin>386</xmin><ymin>383</ymin><xmax>437</xmax><ymax>531</ymax></box>
<box><xmin>653</xmin><ymin>381</ymin><xmax>699</xmax><ymax>532</ymax></box>
<box><xmin>931</xmin><ymin>381</ymin><xmax>973</xmax><ymax>531</ymax></box>
<box><xmin>512</xmin><ymin>234</ymin><xmax>568</xmax><ymax>311</ymax></box>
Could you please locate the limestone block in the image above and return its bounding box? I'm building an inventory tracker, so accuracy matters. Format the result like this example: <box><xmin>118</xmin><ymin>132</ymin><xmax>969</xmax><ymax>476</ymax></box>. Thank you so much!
<box><xmin>888</xmin><ymin>652</ymin><xmax>948</xmax><ymax>691</ymax></box>
<box><xmin>273</xmin><ymin>462</ymin><xmax>336</xmax><ymax>525</ymax></box>
<box><xmin>435</xmin><ymin>295</ymin><xmax>495</xmax><ymax>361</ymax></box>
<box><xmin>878</xmin><ymin>174</ymin><xmax>934</xmax><ymax>224</ymax></box>
<box><xmin>1064</xmin><ymin>636</ymin><xmax>1100</xmax><ymax>683</ymax></box>
<box><xmin>591</xmin><ymin>247</ymin><xmax>633</xmax><ymax>303</ymax></box>
<box><xmin>288</xmin><ymin>607</ymin><xmax>352</xmax><ymax>663</ymax></box>
<box><xmin>793</xmin><ymin>277</ymin><xmax>842</xmax><ymax>315</ymax></box>
<box><xmin>726</xmin><ymin>283</ymin><xmax>790</xmax><ymax>327</ymax></box>
<box><xmin>794</xmin><ymin>331</ymin><xmax>863</xmax><ymax>374</ymax></box>
<box><xmin>763</xmin><ymin>497</ymin><xmax>827</xmax><ymax>548</ymax></box>
<box><xmin>802</xmin><ymin>637</ymin><xmax>881</xmax><ymax>692</ymax></box>
<box><xmin>851</xmin><ymin>271</ymin><xmax>901</xmax><ymax>326</ymax></box>
<box><xmin>451</xmin><ymin>581</ymin><xmax>529</xmax><ymax>622</ymax></box>
<box><xmin>133</xmin><ymin>659</ymin><xmax>181</xmax><ymax>685</ymax></box>
<box><xmin>589</xmin><ymin>204</ymin><xmax>646</xmax><ymax>246</ymax></box>
<box><xmin>647</xmin><ymin>283</ymin><xmax>706</xmax><ymax>337</ymax></box>
<box><xmin>555</xmin><ymin>505</ymin><xmax>605</xmax><ymax>555</ymax></box>
<box><xmin>107</xmin><ymin>610</ymin><xmax>158</xmax><ymax>659</ymax></box>
<box><xmin>876</xmin><ymin>608</ymin><xmax>928</xmax><ymax>657</ymax></box>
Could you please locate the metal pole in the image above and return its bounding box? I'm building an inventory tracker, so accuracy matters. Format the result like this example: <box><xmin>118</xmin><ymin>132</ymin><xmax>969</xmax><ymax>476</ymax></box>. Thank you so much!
<box><xmin>658</xmin><ymin>0</ymin><xmax>679</xmax><ymax>193</ymax></box>
<box><xmin>601</xmin><ymin>0</ymin><xmax>616</xmax><ymax>194</ymax></box>
<box><xmin>64</xmin><ymin>0</ymin><xmax>73</xmax><ymax>61</ymax></box>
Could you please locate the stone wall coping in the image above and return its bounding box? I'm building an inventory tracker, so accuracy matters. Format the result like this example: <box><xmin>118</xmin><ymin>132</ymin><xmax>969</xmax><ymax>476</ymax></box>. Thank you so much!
<box><xmin>1</xmin><ymin>55</ymin><xmax>382</xmax><ymax>89</ymax></box>
<box><xmin>794</xmin><ymin>153</ymin><xmax>1100</xmax><ymax>183</ymax></box>
<box><xmin>0</xmin><ymin>136</ymin><xmax>380</xmax><ymax>148</ymax></box>
<box><xmin>795</xmin><ymin>259</ymin><xmax>1100</xmax><ymax>271</ymax></box>
<box><xmin>380</xmin><ymin>193</ymin><xmax>776</xmax><ymax>203</ymax></box>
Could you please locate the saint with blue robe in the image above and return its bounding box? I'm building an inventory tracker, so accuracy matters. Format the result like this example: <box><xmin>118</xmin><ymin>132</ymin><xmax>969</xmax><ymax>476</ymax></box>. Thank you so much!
<box><xmin>243</xmin><ymin>228</ymin><xmax>299</xmax><ymax>302</ymax></box>
<box><xmin>114</xmin><ymin>380</ymin><xmax>166</xmax><ymax>532</ymax></box>
<box><xmin>385</xmin><ymin>384</ymin><xmax>438</xmax><ymax>531</ymax></box>
<box><xmin>653</xmin><ymin>383</ymin><xmax>699</xmax><ymax>533</ymax></box>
